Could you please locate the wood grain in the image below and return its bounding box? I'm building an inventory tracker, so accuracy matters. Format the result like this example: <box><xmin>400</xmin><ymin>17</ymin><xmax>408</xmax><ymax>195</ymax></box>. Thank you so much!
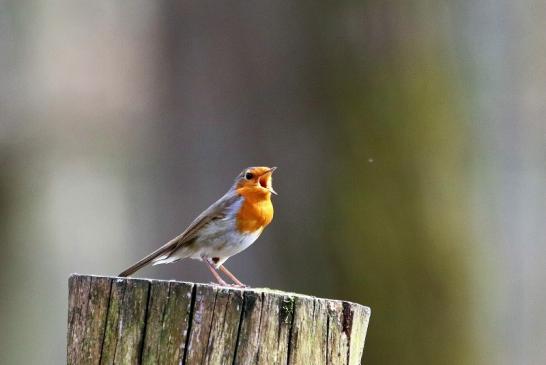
<box><xmin>67</xmin><ymin>274</ymin><xmax>370</xmax><ymax>365</ymax></box>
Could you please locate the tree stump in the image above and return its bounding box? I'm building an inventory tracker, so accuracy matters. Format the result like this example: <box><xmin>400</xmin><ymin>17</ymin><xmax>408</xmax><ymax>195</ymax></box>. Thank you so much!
<box><xmin>67</xmin><ymin>274</ymin><xmax>371</xmax><ymax>365</ymax></box>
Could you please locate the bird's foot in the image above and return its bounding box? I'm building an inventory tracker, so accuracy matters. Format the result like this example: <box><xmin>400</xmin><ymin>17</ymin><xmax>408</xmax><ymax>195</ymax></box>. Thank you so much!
<box><xmin>208</xmin><ymin>282</ymin><xmax>248</xmax><ymax>288</ymax></box>
<box><xmin>230</xmin><ymin>283</ymin><xmax>249</xmax><ymax>288</ymax></box>
<box><xmin>208</xmin><ymin>281</ymin><xmax>228</xmax><ymax>287</ymax></box>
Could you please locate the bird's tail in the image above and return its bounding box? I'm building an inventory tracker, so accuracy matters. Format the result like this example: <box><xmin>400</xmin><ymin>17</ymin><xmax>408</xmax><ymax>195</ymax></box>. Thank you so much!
<box><xmin>118</xmin><ymin>252</ymin><xmax>161</xmax><ymax>277</ymax></box>
<box><xmin>118</xmin><ymin>234</ymin><xmax>193</xmax><ymax>277</ymax></box>
<box><xmin>118</xmin><ymin>243</ymin><xmax>175</xmax><ymax>277</ymax></box>
<box><xmin>118</xmin><ymin>254</ymin><xmax>156</xmax><ymax>277</ymax></box>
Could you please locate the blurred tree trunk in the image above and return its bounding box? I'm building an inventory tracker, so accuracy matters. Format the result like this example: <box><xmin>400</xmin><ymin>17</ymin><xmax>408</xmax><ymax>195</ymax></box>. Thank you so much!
<box><xmin>303</xmin><ymin>2</ymin><xmax>478</xmax><ymax>364</ymax></box>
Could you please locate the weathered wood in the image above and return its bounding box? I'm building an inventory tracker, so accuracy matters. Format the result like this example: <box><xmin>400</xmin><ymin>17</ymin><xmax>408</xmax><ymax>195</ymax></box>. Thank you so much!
<box><xmin>233</xmin><ymin>290</ymin><xmax>263</xmax><ymax>364</ymax></box>
<box><xmin>141</xmin><ymin>281</ymin><xmax>193</xmax><ymax>364</ymax></box>
<box><xmin>68</xmin><ymin>274</ymin><xmax>371</xmax><ymax>365</ymax></box>
<box><xmin>100</xmin><ymin>278</ymin><xmax>150</xmax><ymax>364</ymax></box>
<box><xmin>67</xmin><ymin>275</ymin><xmax>111</xmax><ymax>365</ymax></box>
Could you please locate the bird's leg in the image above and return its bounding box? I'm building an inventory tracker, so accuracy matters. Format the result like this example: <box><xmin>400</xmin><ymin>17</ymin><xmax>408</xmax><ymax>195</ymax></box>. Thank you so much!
<box><xmin>203</xmin><ymin>258</ymin><xmax>227</xmax><ymax>286</ymax></box>
<box><xmin>219</xmin><ymin>265</ymin><xmax>247</xmax><ymax>287</ymax></box>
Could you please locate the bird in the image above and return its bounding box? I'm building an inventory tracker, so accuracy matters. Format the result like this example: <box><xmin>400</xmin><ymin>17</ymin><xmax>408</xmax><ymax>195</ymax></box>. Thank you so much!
<box><xmin>118</xmin><ymin>166</ymin><xmax>277</xmax><ymax>287</ymax></box>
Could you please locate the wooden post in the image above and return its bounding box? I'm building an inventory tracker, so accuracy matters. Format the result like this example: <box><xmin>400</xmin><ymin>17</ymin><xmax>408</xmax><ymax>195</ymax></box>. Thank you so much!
<box><xmin>67</xmin><ymin>274</ymin><xmax>371</xmax><ymax>365</ymax></box>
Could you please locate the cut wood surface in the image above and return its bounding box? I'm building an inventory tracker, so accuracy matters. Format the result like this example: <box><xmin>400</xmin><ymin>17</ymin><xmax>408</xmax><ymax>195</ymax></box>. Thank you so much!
<box><xmin>67</xmin><ymin>274</ymin><xmax>371</xmax><ymax>365</ymax></box>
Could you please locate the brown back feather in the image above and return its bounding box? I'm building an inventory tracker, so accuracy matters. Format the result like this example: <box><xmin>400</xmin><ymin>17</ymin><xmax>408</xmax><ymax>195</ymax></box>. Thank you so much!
<box><xmin>118</xmin><ymin>190</ymin><xmax>241</xmax><ymax>277</ymax></box>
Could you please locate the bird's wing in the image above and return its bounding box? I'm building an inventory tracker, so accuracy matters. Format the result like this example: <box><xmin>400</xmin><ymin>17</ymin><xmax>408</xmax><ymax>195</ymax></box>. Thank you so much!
<box><xmin>118</xmin><ymin>190</ymin><xmax>241</xmax><ymax>277</ymax></box>
<box><xmin>167</xmin><ymin>190</ymin><xmax>241</xmax><ymax>253</ymax></box>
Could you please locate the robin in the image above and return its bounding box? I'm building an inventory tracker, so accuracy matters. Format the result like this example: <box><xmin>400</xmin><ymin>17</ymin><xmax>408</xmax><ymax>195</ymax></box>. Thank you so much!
<box><xmin>119</xmin><ymin>166</ymin><xmax>277</xmax><ymax>287</ymax></box>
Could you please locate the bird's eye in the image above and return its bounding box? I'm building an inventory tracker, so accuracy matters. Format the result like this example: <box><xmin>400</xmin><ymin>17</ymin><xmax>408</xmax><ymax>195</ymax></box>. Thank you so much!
<box><xmin>245</xmin><ymin>172</ymin><xmax>254</xmax><ymax>180</ymax></box>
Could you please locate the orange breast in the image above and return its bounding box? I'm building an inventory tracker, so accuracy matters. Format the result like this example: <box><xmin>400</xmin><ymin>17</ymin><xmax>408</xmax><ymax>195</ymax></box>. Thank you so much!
<box><xmin>235</xmin><ymin>188</ymin><xmax>274</xmax><ymax>233</ymax></box>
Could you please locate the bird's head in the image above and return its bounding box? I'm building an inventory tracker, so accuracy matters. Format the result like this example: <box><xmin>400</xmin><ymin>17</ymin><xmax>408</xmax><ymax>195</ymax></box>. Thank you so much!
<box><xmin>235</xmin><ymin>166</ymin><xmax>277</xmax><ymax>196</ymax></box>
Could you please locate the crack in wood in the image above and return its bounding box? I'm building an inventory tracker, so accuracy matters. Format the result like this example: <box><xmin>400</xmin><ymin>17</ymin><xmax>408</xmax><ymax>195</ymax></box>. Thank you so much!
<box><xmin>137</xmin><ymin>280</ymin><xmax>155</xmax><ymax>363</ymax></box>
<box><xmin>286</xmin><ymin>297</ymin><xmax>297</xmax><ymax>365</ymax></box>
<box><xmin>181</xmin><ymin>284</ymin><xmax>197</xmax><ymax>364</ymax></box>
<box><xmin>96</xmin><ymin>278</ymin><xmax>112</xmax><ymax>365</ymax></box>
<box><xmin>231</xmin><ymin>292</ymin><xmax>247</xmax><ymax>365</ymax></box>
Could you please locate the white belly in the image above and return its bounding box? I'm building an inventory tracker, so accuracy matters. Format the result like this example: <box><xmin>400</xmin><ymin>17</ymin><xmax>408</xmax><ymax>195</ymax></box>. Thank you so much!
<box><xmin>192</xmin><ymin>219</ymin><xmax>263</xmax><ymax>260</ymax></box>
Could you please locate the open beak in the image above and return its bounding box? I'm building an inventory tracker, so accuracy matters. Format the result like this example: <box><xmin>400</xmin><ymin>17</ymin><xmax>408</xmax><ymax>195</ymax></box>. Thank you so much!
<box><xmin>260</xmin><ymin>167</ymin><xmax>278</xmax><ymax>195</ymax></box>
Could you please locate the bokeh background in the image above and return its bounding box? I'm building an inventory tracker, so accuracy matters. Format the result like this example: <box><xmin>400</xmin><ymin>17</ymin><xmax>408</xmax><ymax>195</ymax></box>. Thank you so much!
<box><xmin>1</xmin><ymin>1</ymin><xmax>545</xmax><ymax>364</ymax></box>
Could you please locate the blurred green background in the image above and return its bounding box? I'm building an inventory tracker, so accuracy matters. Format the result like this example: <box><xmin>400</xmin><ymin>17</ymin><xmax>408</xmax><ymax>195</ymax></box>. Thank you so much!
<box><xmin>1</xmin><ymin>1</ymin><xmax>545</xmax><ymax>364</ymax></box>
